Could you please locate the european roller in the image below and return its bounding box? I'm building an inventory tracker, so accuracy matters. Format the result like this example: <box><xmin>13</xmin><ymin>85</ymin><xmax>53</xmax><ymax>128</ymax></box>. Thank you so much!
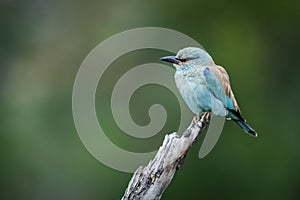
<box><xmin>160</xmin><ymin>47</ymin><xmax>257</xmax><ymax>137</ymax></box>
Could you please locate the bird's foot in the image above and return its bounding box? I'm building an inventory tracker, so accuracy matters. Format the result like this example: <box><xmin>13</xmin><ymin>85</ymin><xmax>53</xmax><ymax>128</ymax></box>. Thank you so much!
<box><xmin>193</xmin><ymin>111</ymin><xmax>211</xmax><ymax>128</ymax></box>
<box><xmin>202</xmin><ymin>111</ymin><xmax>211</xmax><ymax>123</ymax></box>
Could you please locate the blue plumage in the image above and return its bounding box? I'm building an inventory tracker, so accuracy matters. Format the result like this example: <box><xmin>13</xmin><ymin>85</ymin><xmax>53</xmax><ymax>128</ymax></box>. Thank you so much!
<box><xmin>161</xmin><ymin>47</ymin><xmax>257</xmax><ymax>137</ymax></box>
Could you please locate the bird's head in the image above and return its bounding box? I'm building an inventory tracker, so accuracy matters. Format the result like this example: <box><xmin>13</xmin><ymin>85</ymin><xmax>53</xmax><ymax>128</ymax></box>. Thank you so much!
<box><xmin>160</xmin><ymin>47</ymin><xmax>214</xmax><ymax>70</ymax></box>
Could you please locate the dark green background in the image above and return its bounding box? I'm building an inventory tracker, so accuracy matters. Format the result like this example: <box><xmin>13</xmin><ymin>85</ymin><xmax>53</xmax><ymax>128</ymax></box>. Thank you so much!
<box><xmin>1</xmin><ymin>0</ymin><xmax>300</xmax><ymax>199</ymax></box>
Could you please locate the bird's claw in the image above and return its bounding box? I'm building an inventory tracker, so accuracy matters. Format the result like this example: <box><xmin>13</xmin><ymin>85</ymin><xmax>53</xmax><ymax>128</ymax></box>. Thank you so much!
<box><xmin>203</xmin><ymin>111</ymin><xmax>211</xmax><ymax>122</ymax></box>
<box><xmin>193</xmin><ymin>111</ymin><xmax>211</xmax><ymax>127</ymax></box>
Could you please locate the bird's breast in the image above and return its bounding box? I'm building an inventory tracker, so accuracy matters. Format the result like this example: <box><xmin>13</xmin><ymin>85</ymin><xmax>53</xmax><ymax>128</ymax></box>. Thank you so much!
<box><xmin>174</xmin><ymin>70</ymin><xmax>205</xmax><ymax>114</ymax></box>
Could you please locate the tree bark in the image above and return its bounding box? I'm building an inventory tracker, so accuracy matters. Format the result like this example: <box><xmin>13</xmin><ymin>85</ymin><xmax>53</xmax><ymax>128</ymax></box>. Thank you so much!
<box><xmin>121</xmin><ymin>112</ymin><xmax>211</xmax><ymax>200</ymax></box>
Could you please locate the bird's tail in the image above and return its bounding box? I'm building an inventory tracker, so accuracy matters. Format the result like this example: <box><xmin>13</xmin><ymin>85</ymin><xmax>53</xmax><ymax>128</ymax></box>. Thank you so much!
<box><xmin>233</xmin><ymin>119</ymin><xmax>257</xmax><ymax>137</ymax></box>
<box><xmin>227</xmin><ymin>109</ymin><xmax>258</xmax><ymax>137</ymax></box>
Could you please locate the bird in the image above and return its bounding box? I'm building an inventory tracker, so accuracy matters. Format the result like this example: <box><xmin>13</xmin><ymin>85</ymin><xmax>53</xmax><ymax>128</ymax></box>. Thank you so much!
<box><xmin>160</xmin><ymin>47</ymin><xmax>257</xmax><ymax>137</ymax></box>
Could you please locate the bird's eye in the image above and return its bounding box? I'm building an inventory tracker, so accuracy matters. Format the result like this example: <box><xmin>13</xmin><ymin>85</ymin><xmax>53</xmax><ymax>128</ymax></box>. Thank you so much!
<box><xmin>177</xmin><ymin>58</ymin><xmax>187</xmax><ymax>62</ymax></box>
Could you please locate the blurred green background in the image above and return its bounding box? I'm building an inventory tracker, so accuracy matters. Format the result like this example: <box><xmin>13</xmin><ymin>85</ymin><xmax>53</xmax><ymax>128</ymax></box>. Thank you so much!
<box><xmin>1</xmin><ymin>0</ymin><xmax>300</xmax><ymax>199</ymax></box>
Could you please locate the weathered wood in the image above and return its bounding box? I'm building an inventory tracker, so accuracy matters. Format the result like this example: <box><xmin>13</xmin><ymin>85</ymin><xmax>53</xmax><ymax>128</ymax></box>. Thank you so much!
<box><xmin>121</xmin><ymin>112</ymin><xmax>211</xmax><ymax>200</ymax></box>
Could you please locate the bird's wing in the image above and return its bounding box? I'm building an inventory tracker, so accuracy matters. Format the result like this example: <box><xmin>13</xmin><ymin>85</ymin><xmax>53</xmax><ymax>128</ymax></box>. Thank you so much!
<box><xmin>204</xmin><ymin>65</ymin><xmax>240</xmax><ymax>112</ymax></box>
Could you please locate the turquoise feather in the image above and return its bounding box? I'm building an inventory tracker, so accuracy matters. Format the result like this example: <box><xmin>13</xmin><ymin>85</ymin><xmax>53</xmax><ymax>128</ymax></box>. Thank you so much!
<box><xmin>160</xmin><ymin>47</ymin><xmax>257</xmax><ymax>137</ymax></box>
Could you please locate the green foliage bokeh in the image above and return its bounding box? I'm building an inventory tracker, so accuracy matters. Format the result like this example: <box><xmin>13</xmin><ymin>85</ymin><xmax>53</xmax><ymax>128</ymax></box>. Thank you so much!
<box><xmin>1</xmin><ymin>0</ymin><xmax>300</xmax><ymax>199</ymax></box>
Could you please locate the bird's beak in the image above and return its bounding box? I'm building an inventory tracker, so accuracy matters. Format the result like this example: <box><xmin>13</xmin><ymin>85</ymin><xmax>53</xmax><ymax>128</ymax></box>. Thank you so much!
<box><xmin>160</xmin><ymin>56</ymin><xmax>180</xmax><ymax>65</ymax></box>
